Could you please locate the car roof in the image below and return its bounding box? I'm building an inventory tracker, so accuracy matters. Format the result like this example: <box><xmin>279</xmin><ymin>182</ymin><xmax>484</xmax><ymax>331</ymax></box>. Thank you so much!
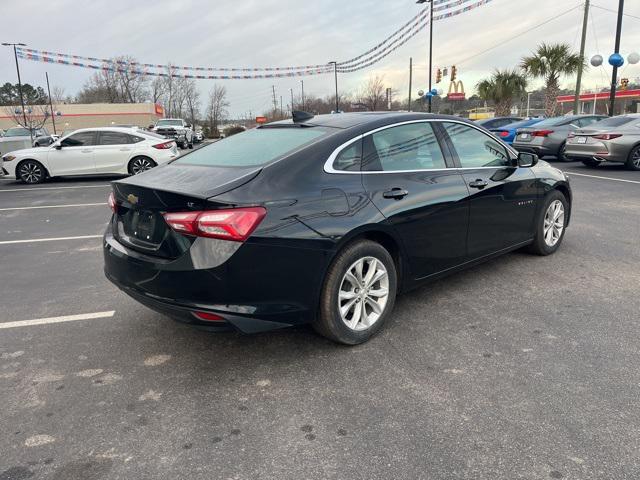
<box><xmin>67</xmin><ymin>127</ymin><xmax>146</xmax><ymax>134</ymax></box>
<box><xmin>265</xmin><ymin>112</ymin><xmax>472</xmax><ymax>130</ymax></box>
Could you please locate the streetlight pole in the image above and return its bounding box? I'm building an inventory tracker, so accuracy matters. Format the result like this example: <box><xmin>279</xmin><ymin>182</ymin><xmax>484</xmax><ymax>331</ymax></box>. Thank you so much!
<box><xmin>416</xmin><ymin>0</ymin><xmax>434</xmax><ymax>113</ymax></box>
<box><xmin>608</xmin><ymin>0</ymin><xmax>624</xmax><ymax>116</ymax></box>
<box><xmin>573</xmin><ymin>0</ymin><xmax>590</xmax><ymax>115</ymax></box>
<box><xmin>328</xmin><ymin>61</ymin><xmax>339</xmax><ymax>113</ymax></box>
<box><xmin>526</xmin><ymin>92</ymin><xmax>532</xmax><ymax>117</ymax></box>
<box><xmin>45</xmin><ymin>72</ymin><xmax>57</xmax><ymax>135</ymax></box>
<box><xmin>300</xmin><ymin>80</ymin><xmax>305</xmax><ymax>111</ymax></box>
<box><xmin>2</xmin><ymin>42</ymin><xmax>30</xmax><ymax>141</ymax></box>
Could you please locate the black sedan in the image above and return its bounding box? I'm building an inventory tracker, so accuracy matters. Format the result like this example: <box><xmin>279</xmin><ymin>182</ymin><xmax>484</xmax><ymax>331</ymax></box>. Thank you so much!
<box><xmin>104</xmin><ymin>112</ymin><xmax>572</xmax><ymax>344</ymax></box>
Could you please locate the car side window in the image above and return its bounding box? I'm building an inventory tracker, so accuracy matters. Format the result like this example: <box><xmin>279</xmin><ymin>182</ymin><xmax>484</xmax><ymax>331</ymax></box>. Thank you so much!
<box><xmin>98</xmin><ymin>131</ymin><xmax>132</xmax><ymax>145</ymax></box>
<box><xmin>130</xmin><ymin>135</ymin><xmax>145</xmax><ymax>143</ymax></box>
<box><xmin>363</xmin><ymin>122</ymin><xmax>446</xmax><ymax>172</ymax></box>
<box><xmin>61</xmin><ymin>131</ymin><xmax>95</xmax><ymax>147</ymax></box>
<box><xmin>442</xmin><ymin>122</ymin><xmax>510</xmax><ymax>168</ymax></box>
<box><xmin>333</xmin><ymin>140</ymin><xmax>362</xmax><ymax>171</ymax></box>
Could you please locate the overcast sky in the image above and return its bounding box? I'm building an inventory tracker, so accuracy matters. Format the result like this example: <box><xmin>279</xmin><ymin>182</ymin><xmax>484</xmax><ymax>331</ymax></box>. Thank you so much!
<box><xmin>1</xmin><ymin>0</ymin><xmax>639</xmax><ymax>117</ymax></box>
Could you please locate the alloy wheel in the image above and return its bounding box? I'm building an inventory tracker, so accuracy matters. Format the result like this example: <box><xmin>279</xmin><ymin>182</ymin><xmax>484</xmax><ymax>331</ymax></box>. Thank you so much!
<box><xmin>632</xmin><ymin>149</ymin><xmax>640</xmax><ymax>168</ymax></box>
<box><xmin>131</xmin><ymin>158</ymin><xmax>154</xmax><ymax>174</ymax></box>
<box><xmin>338</xmin><ymin>256</ymin><xmax>389</xmax><ymax>331</ymax></box>
<box><xmin>543</xmin><ymin>200</ymin><xmax>565</xmax><ymax>247</ymax></box>
<box><xmin>19</xmin><ymin>162</ymin><xmax>43</xmax><ymax>184</ymax></box>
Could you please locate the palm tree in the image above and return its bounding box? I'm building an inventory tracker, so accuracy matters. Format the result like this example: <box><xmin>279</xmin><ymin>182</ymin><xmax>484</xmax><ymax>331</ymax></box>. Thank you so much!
<box><xmin>476</xmin><ymin>69</ymin><xmax>528</xmax><ymax>116</ymax></box>
<box><xmin>521</xmin><ymin>43</ymin><xmax>584</xmax><ymax>117</ymax></box>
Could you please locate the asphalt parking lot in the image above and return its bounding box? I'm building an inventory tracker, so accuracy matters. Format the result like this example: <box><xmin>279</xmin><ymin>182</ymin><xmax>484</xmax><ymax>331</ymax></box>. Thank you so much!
<box><xmin>0</xmin><ymin>161</ymin><xmax>639</xmax><ymax>480</ymax></box>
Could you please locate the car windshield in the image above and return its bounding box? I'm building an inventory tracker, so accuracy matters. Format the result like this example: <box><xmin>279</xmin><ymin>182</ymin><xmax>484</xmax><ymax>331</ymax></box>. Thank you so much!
<box><xmin>503</xmin><ymin>119</ymin><xmax>544</xmax><ymax>130</ymax></box>
<box><xmin>174</xmin><ymin>127</ymin><xmax>330</xmax><ymax>167</ymax></box>
<box><xmin>3</xmin><ymin>127</ymin><xmax>32</xmax><ymax>137</ymax></box>
<box><xmin>591</xmin><ymin>116</ymin><xmax>637</xmax><ymax>128</ymax></box>
<box><xmin>529</xmin><ymin>117</ymin><xmax>577</xmax><ymax>127</ymax></box>
<box><xmin>157</xmin><ymin>120</ymin><xmax>183</xmax><ymax>127</ymax></box>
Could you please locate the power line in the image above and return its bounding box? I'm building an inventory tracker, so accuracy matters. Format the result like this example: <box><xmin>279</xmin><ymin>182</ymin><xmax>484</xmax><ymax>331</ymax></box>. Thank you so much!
<box><xmin>591</xmin><ymin>3</ymin><xmax>640</xmax><ymax>21</ymax></box>
<box><xmin>454</xmin><ymin>3</ymin><xmax>583</xmax><ymax>67</ymax></box>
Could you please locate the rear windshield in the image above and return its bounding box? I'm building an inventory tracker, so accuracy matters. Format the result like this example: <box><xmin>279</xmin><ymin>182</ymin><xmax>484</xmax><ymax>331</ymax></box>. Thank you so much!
<box><xmin>591</xmin><ymin>116</ymin><xmax>637</xmax><ymax>128</ymax></box>
<box><xmin>502</xmin><ymin>118</ymin><xmax>544</xmax><ymax>130</ymax></box>
<box><xmin>174</xmin><ymin>127</ymin><xmax>329</xmax><ymax>167</ymax></box>
<box><xmin>3</xmin><ymin>127</ymin><xmax>31</xmax><ymax>137</ymax></box>
<box><xmin>157</xmin><ymin>120</ymin><xmax>182</xmax><ymax>126</ymax></box>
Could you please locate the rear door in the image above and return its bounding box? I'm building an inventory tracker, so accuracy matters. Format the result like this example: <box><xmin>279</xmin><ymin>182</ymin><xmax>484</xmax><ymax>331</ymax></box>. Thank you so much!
<box><xmin>441</xmin><ymin>121</ymin><xmax>537</xmax><ymax>259</ymax></box>
<box><xmin>94</xmin><ymin>131</ymin><xmax>135</xmax><ymax>173</ymax></box>
<box><xmin>361</xmin><ymin>121</ymin><xmax>469</xmax><ymax>279</ymax></box>
<box><xmin>47</xmin><ymin>131</ymin><xmax>97</xmax><ymax>176</ymax></box>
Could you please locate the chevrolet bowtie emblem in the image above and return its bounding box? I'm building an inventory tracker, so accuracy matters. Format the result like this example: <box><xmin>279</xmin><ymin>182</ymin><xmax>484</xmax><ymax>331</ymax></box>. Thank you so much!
<box><xmin>127</xmin><ymin>194</ymin><xmax>139</xmax><ymax>205</ymax></box>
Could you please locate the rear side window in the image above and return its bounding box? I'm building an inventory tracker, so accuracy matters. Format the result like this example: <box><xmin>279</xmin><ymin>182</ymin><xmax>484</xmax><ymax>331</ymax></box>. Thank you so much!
<box><xmin>593</xmin><ymin>116</ymin><xmax>636</xmax><ymax>128</ymax></box>
<box><xmin>98</xmin><ymin>131</ymin><xmax>132</xmax><ymax>145</ymax></box>
<box><xmin>333</xmin><ymin>141</ymin><xmax>362</xmax><ymax>171</ymax></box>
<box><xmin>443</xmin><ymin>122</ymin><xmax>509</xmax><ymax>168</ymax></box>
<box><xmin>363</xmin><ymin>123</ymin><xmax>446</xmax><ymax>172</ymax></box>
<box><xmin>174</xmin><ymin>127</ymin><xmax>328</xmax><ymax>167</ymax></box>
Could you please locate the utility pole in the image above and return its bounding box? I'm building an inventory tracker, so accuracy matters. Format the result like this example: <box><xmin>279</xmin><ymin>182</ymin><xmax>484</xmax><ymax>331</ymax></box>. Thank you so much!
<box><xmin>2</xmin><ymin>42</ymin><xmax>31</xmax><ymax>142</ymax></box>
<box><xmin>301</xmin><ymin>80</ymin><xmax>305</xmax><ymax>111</ymax></box>
<box><xmin>608</xmin><ymin>0</ymin><xmax>624</xmax><ymax>116</ymax></box>
<box><xmin>408</xmin><ymin>57</ymin><xmax>413</xmax><ymax>111</ymax></box>
<box><xmin>328</xmin><ymin>61</ymin><xmax>339</xmax><ymax>112</ymax></box>
<box><xmin>45</xmin><ymin>72</ymin><xmax>57</xmax><ymax>135</ymax></box>
<box><xmin>271</xmin><ymin>85</ymin><xmax>278</xmax><ymax>113</ymax></box>
<box><xmin>573</xmin><ymin>0</ymin><xmax>590</xmax><ymax>115</ymax></box>
<box><xmin>290</xmin><ymin>88</ymin><xmax>294</xmax><ymax>113</ymax></box>
<box><xmin>280</xmin><ymin>96</ymin><xmax>283</xmax><ymax>119</ymax></box>
<box><xmin>416</xmin><ymin>0</ymin><xmax>434</xmax><ymax>113</ymax></box>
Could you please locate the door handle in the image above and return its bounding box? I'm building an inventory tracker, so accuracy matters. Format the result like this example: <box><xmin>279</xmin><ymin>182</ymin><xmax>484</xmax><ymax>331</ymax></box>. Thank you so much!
<box><xmin>468</xmin><ymin>179</ymin><xmax>488</xmax><ymax>189</ymax></box>
<box><xmin>383</xmin><ymin>188</ymin><xmax>409</xmax><ymax>200</ymax></box>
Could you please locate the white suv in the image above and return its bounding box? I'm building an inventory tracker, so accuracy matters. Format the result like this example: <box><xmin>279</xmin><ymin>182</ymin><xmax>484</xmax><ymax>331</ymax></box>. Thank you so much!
<box><xmin>1</xmin><ymin>127</ymin><xmax>179</xmax><ymax>184</ymax></box>
<box><xmin>152</xmin><ymin>119</ymin><xmax>194</xmax><ymax>149</ymax></box>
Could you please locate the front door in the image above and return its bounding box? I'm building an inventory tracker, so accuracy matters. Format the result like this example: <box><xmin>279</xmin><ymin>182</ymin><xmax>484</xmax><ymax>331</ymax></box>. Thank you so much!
<box><xmin>93</xmin><ymin>130</ymin><xmax>135</xmax><ymax>174</ymax></box>
<box><xmin>48</xmin><ymin>131</ymin><xmax>97</xmax><ymax>176</ymax></box>
<box><xmin>441</xmin><ymin>121</ymin><xmax>538</xmax><ymax>259</ymax></box>
<box><xmin>361</xmin><ymin>121</ymin><xmax>469</xmax><ymax>280</ymax></box>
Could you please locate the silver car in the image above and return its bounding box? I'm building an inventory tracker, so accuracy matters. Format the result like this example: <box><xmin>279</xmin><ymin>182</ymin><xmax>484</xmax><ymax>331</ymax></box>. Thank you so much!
<box><xmin>565</xmin><ymin>114</ymin><xmax>640</xmax><ymax>171</ymax></box>
<box><xmin>512</xmin><ymin>115</ymin><xmax>606</xmax><ymax>161</ymax></box>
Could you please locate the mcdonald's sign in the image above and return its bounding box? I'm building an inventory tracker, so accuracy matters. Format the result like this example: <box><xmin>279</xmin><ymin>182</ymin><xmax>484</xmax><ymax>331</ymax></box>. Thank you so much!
<box><xmin>447</xmin><ymin>80</ymin><xmax>466</xmax><ymax>101</ymax></box>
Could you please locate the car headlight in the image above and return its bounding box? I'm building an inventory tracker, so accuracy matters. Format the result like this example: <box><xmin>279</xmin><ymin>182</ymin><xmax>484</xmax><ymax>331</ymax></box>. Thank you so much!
<box><xmin>2</xmin><ymin>155</ymin><xmax>16</xmax><ymax>162</ymax></box>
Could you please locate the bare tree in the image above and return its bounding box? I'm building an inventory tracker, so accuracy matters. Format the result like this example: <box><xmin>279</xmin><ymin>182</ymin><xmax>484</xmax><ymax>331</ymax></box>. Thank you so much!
<box><xmin>3</xmin><ymin>104</ymin><xmax>49</xmax><ymax>130</ymax></box>
<box><xmin>183</xmin><ymin>80</ymin><xmax>200</xmax><ymax>127</ymax></box>
<box><xmin>356</xmin><ymin>75</ymin><xmax>386</xmax><ymax>111</ymax></box>
<box><xmin>76</xmin><ymin>56</ymin><xmax>149</xmax><ymax>103</ymax></box>
<box><xmin>151</xmin><ymin>77</ymin><xmax>167</xmax><ymax>105</ymax></box>
<box><xmin>206</xmin><ymin>85</ymin><xmax>229</xmax><ymax>134</ymax></box>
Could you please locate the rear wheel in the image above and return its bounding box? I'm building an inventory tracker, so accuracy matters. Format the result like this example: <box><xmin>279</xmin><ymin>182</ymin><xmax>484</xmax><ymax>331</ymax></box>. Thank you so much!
<box><xmin>558</xmin><ymin>142</ymin><xmax>570</xmax><ymax>162</ymax></box>
<box><xmin>626</xmin><ymin>145</ymin><xmax>640</xmax><ymax>171</ymax></box>
<box><xmin>314</xmin><ymin>240</ymin><xmax>397</xmax><ymax>345</ymax></box>
<box><xmin>17</xmin><ymin>160</ymin><xmax>46</xmax><ymax>184</ymax></box>
<box><xmin>128</xmin><ymin>156</ymin><xmax>156</xmax><ymax>175</ymax></box>
<box><xmin>526</xmin><ymin>190</ymin><xmax>568</xmax><ymax>256</ymax></box>
<box><xmin>582</xmin><ymin>158</ymin><xmax>601</xmax><ymax>168</ymax></box>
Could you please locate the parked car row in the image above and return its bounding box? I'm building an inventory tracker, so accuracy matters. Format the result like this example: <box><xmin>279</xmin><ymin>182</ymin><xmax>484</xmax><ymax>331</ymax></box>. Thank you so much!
<box><xmin>478</xmin><ymin>114</ymin><xmax>640</xmax><ymax>170</ymax></box>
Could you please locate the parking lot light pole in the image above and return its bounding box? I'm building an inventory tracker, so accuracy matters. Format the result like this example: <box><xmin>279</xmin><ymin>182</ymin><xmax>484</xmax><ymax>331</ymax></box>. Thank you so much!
<box><xmin>416</xmin><ymin>0</ymin><xmax>433</xmax><ymax>113</ymax></box>
<box><xmin>328</xmin><ymin>61</ymin><xmax>339</xmax><ymax>113</ymax></box>
<box><xmin>608</xmin><ymin>0</ymin><xmax>625</xmax><ymax>116</ymax></box>
<box><xmin>2</xmin><ymin>42</ymin><xmax>29</xmax><ymax>137</ymax></box>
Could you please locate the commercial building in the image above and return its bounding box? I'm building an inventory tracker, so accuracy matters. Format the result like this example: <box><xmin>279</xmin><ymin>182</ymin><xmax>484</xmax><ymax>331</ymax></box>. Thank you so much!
<box><xmin>0</xmin><ymin>102</ymin><xmax>164</xmax><ymax>134</ymax></box>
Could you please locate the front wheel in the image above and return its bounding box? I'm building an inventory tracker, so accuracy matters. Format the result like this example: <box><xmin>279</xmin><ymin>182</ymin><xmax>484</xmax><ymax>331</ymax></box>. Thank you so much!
<box><xmin>17</xmin><ymin>160</ymin><xmax>46</xmax><ymax>184</ymax></box>
<box><xmin>626</xmin><ymin>146</ymin><xmax>640</xmax><ymax>171</ymax></box>
<box><xmin>314</xmin><ymin>240</ymin><xmax>397</xmax><ymax>345</ymax></box>
<box><xmin>526</xmin><ymin>191</ymin><xmax>568</xmax><ymax>256</ymax></box>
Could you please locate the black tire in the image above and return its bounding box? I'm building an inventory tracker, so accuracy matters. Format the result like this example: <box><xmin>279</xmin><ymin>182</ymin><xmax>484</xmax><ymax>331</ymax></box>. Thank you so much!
<box><xmin>626</xmin><ymin>145</ymin><xmax>640</xmax><ymax>171</ymax></box>
<box><xmin>526</xmin><ymin>190</ymin><xmax>569</xmax><ymax>256</ymax></box>
<box><xmin>557</xmin><ymin>142</ymin><xmax>570</xmax><ymax>162</ymax></box>
<box><xmin>127</xmin><ymin>156</ymin><xmax>156</xmax><ymax>175</ymax></box>
<box><xmin>188</xmin><ymin>142</ymin><xmax>194</xmax><ymax>149</ymax></box>
<box><xmin>17</xmin><ymin>159</ymin><xmax>47</xmax><ymax>184</ymax></box>
<box><xmin>313</xmin><ymin>239</ymin><xmax>397</xmax><ymax>345</ymax></box>
<box><xmin>582</xmin><ymin>158</ymin><xmax>600</xmax><ymax>168</ymax></box>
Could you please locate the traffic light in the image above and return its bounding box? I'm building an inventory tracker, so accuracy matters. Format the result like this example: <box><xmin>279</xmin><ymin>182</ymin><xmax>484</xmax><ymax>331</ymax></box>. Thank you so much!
<box><xmin>451</xmin><ymin>65</ymin><xmax>457</xmax><ymax>81</ymax></box>
<box><xmin>436</xmin><ymin>68</ymin><xmax>442</xmax><ymax>84</ymax></box>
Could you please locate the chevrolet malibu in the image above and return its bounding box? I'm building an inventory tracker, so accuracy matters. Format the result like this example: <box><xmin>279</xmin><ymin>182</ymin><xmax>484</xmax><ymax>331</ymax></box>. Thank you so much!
<box><xmin>104</xmin><ymin>112</ymin><xmax>572</xmax><ymax>344</ymax></box>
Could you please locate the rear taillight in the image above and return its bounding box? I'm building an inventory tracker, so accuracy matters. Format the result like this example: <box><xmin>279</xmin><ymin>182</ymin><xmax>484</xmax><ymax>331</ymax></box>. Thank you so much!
<box><xmin>593</xmin><ymin>133</ymin><xmax>622</xmax><ymax>140</ymax></box>
<box><xmin>496</xmin><ymin>131</ymin><xmax>509</xmax><ymax>138</ymax></box>
<box><xmin>163</xmin><ymin>207</ymin><xmax>266</xmax><ymax>242</ymax></box>
<box><xmin>532</xmin><ymin>129</ymin><xmax>554</xmax><ymax>137</ymax></box>
<box><xmin>192</xmin><ymin>311</ymin><xmax>225</xmax><ymax>322</ymax></box>
<box><xmin>107</xmin><ymin>192</ymin><xmax>117</xmax><ymax>214</ymax></box>
<box><xmin>152</xmin><ymin>141</ymin><xmax>175</xmax><ymax>149</ymax></box>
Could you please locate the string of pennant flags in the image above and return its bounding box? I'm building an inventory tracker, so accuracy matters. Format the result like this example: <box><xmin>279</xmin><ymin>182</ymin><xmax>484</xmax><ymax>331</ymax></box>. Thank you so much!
<box><xmin>15</xmin><ymin>0</ymin><xmax>493</xmax><ymax>80</ymax></box>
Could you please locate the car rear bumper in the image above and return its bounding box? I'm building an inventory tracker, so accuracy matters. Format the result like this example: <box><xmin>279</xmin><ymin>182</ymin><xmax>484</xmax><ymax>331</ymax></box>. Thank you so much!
<box><xmin>565</xmin><ymin>141</ymin><xmax>629</xmax><ymax>163</ymax></box>
<box><xmin>103</xmin><ymin>224</ymin><xmax>330</xmax><ymax>333</ymax></box>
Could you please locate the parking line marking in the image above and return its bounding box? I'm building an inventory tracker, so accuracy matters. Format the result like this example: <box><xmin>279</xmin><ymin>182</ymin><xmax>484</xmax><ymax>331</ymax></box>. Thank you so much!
<box><xmin>0</xmin><ymin>311</ymin><xmax>115</xmax><ymax>330</ymax></box>
<box><xmin>567</xmin><ymin>172</ymin><xmax>640</xmax><ymax>185</ymax></box>
<box><xmin>0</xmin><ymin>235</ymin><xmax>103</xmax><ymax>245</ymax></box>
<box><xmin>0</xmin><ymin>185</ymin><xmax>110</xmax><ymax>193</ymax></box>
<box><xmin>0</xmin><ymin>203</ymin><xmax>106</xmax><ymax>212</ymax></box>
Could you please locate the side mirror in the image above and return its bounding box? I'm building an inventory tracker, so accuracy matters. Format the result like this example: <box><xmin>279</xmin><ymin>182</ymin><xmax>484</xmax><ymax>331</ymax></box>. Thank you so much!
<box><xmin>53</xmin><ymin>142</ymin><xmax>62</xmax><ymax>150</ymax></box>
<box><xmin>517</xmin><ymin>152</ymin><xmax>538</xmax><ymax>168</ymax></box>
<box><xmin>185</xmin><ymin>124</ymin><xmax>192</xmax><ymax>129</ymax></box>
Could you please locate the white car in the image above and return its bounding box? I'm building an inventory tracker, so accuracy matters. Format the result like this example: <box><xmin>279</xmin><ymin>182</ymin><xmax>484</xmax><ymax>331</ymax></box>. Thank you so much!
<box><xmin>1</xmin><ymin>127</ymin><xmax>179</xmax><ymax>184</ymax></box>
